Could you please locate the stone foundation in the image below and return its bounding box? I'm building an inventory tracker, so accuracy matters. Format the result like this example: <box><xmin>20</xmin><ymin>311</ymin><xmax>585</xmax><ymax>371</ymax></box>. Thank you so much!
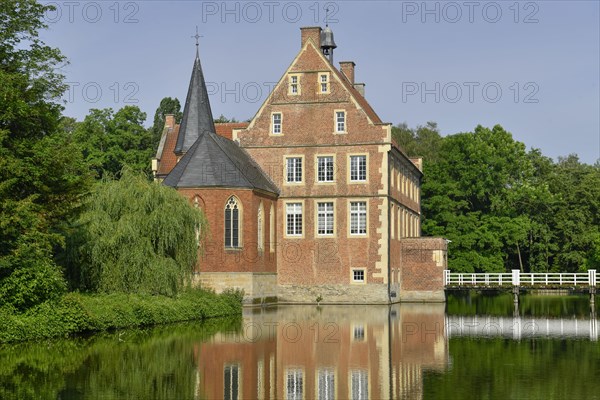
<box><xmin>192</xmin><ymin>272</ymin><xmax>277</xmax><ymax>305</ymax></box>
<box><xmin>278</xmin><ymin>283</ymin><xmax>392</xmax><ymax>304</ymax></box>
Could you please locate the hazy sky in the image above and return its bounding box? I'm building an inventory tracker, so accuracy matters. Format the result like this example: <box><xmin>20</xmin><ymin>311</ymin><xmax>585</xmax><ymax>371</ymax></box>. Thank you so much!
<box><xmin>39</xmin><ymin>1</ymin><xmax>599</xmax><ymax>164</ymax></box>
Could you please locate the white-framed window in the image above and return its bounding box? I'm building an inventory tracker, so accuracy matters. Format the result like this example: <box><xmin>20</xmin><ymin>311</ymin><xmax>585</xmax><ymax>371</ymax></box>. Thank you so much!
<box><xmin>335</xmin><ymin>111</ymin><xmax>346</xmax><ymax>133</ymax></box>
<box><xmin>350</xmin><ymin>155</ymin><xmax>367</xmax><ymax>182</ymax></box>
<box><xmin>224</xmin><ymin>196</ymin><xmax>241</xmax><ymax>248</ymax></box>
<box><xmin>272</xmin><ymin>113</ymin><xmax>282</xmax><ymax>134</ymax></box>
<box><xmin>286</xmin><ymin>369</ymin><xmax>304</xmax><ymax>400</ymax></box>
<box><xmin>350</xmin><ymin>370</ymin><xmax>368</xmax><ymax>400</ymax></box>
<box><xmin>350</xmin><ymin>201</ymin><xmax>367</xmax><ymax>235</ymax></box>
<box><xmin>352</xmin><ymin>269</ymin><xmax>365</xmax><ymax>283</ymax></box>
<box><xmin>286</xmin><ymin>203</ymin><xmax>303</xmax><ymax>236</ymax></box>
<box><xmin>317</xmin><ymin>202</ymin><xmax>334</xmax><ymax>236</ymax></box>
<box><xmin>286</xmin><ymin>157</ymin><xmax>302</xmax><ymax>183</ymax></box>
<box><xmin>224</xmin><ymin>364</ymin><xmax>240</xmax><ymax>400</ymax></box>
<box><xmin>289</xmin><ymin>75</ymin><xmax>299</xmax><ymax>95</ymax></box>
<box><xmin>317</xmin><ymin>368</ymin><xmax>335</xmax><ymax>400</ymax></box>
<box><xmin>317</xmin><ymin>156</ymin><xmax>334</xmax><ymax>182</ymax></box>
<box><xmin>319</xmin><ymin>73</ymin><xmax>329</xmax><ymax>93</ymax></box>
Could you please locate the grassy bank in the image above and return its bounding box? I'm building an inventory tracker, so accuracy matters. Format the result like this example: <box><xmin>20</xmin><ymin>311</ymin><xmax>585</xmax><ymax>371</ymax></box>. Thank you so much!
<box><xmin>0</xmin><ymin>289</ymin><xmax>242</xmax><ymax>343</ymax></box>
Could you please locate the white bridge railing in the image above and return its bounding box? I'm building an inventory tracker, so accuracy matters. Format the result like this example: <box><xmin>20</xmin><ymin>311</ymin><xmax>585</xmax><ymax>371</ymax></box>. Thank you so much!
<box><xmin>444</xmin><ymin>270</ymin><xmax>597</xmax><ymax>287</ymax></box>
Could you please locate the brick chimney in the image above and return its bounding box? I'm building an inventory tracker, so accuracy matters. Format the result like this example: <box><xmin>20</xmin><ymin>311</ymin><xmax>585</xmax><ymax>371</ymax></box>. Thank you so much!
<box><xmin>301</xmin><ymin>26</ymin><xmax>322</xmax><ymax>48</ymax></box>
<box><xmin>164</xmin><ymin>114</ymin><xmax>175</xmax><ymax>129</ymax></box>
<box><xmin>339</xmin><ymin>61</ymin><xmax>355</xmax><ymax>84</ymax></box>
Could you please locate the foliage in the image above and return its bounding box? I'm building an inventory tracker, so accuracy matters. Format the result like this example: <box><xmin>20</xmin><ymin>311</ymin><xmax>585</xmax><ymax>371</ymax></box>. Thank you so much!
<box><xmin>420</xmin><ymin>125</ymin><xmax>533</xmax><ymax>272</ymax></box>
<box><xmin>398</xmin><ymin>122</ymin><xmax>600</xmax><ymax>273</ymax></box>
<box><xmin>391</xmin><ymin>121</ymin><xmax>443</xmax><ymax>162</ymax></box>
<box><xmin>0</xmin><ymin>0</ymin><xmax>92</xmax><ymax>310</ymax></box>
<box><xmin>0</xmin><ymin>289</ymin><xmax>241</xmax><ymax>344</ymax></box>
<box><xmin>73</xmin><ymin>106</ymin><xmax>154</xmax><ymax>179</ymax></box>
<box><xmin>214</xmin><ymin>114</ymin><xmax>239</xmax><ymax>123</ymax></box>
<box><xmin>150</xmin><ymin>97</ymin><xmax>183</xmax><ymax>151</ymax></box>
<box><xmin>70</xmin><ymin>169</ymin><xmax>208</xmax><ymax>295</ymax></box>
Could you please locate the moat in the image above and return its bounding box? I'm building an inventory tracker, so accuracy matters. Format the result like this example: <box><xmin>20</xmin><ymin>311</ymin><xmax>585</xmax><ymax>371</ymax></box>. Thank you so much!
<box><xmin>1</xmin><ymin>293</ymin><xmax>598</xmax><ymax>399</ymax></box>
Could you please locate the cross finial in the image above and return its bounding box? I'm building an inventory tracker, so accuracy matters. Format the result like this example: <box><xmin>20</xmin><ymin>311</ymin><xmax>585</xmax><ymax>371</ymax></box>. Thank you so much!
<box><xmin>191</xmin><ymin>26</ymin><xmax>203</xmax><ymax>55</ymax></box>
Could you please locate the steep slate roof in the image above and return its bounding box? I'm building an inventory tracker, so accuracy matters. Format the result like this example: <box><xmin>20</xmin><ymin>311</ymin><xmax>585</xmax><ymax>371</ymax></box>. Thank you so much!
<box><xmin>163</xmin><ymin>130</ymin><xmax>279</xmax><ymax>193</ymax></box>
<box><xmin>163</xmin><ymin>48</ymin><xmax>279</xmax><ymax>195</ymax></box>
<box><xmin>174</xmin><ymin>49</ymin><xmax>215</xmax><ymax>155</ymax></box>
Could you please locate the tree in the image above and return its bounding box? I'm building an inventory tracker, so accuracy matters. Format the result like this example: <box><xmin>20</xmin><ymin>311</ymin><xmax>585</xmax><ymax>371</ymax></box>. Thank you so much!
<box><xmin>421</xmin><ymin>125</ymin><xmax>533</xmax><ymax>272</ymax></box>
<box><xmin>545</xmin><ymin>155</ymin><xmax>600</xmax><ymax>271</ymax></box>
<box><xmin>71</xmin><ymin>169</ymin><xmax>208</xmax><ymax>296</ymax></box>
<box><xmin>74</xmin><ymin>106</ymin><xmax>154</xmax><ymax>179</ymax></box>
<box><xmin>214</xmin><ymin>114</ymin><xmax>238</xmax><ymax>123</ymax></box>
<box><xmin>0</xmin><ymin>0</ymin><xmax>92</xmax><ymax>310</ymax></box>
<box><xmin>150</xmin><ymin>97</ymin><xmax>183</xmax><ymax>151</ymax></box>
<box><xmin>391</xmin><ymin>121</ymin><xmax>442</xmax><ymax>162</ymax></box>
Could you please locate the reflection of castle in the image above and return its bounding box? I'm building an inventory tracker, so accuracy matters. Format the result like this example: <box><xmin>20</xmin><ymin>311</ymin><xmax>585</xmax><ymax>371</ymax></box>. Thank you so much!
<box><xmin>153</xmin><ymin>26</ymin><xmax>448</xmax><ymax>304</ymax></box>
<box><xmin>193</xmin><ymin>304</ymin><xmax>448</xmax><ymax>399</ymax></box>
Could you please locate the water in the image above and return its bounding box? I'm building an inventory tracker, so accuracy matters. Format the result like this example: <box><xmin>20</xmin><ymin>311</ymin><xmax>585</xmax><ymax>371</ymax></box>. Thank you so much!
<box><xmin>0</xmin><ymin>293</ymin><xmax>598</xmax><ymax>399</ymax></box>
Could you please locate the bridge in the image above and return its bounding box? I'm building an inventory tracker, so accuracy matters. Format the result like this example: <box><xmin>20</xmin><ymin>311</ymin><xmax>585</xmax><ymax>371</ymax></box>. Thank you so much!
<box><xmin>444</xmin><ymin>269</ymin><xmax>597</xmax><ymax>288</ymax></box>
<box><xmin>443</xmin><ymin>269</ymin><xmax>597</xmax><ymax>306</ymax></box>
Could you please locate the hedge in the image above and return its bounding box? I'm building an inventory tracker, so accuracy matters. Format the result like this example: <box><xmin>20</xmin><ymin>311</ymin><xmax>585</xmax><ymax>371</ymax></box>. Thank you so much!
<box><xmin>0</xmin><ymin>289</ymin><xmax>242</xmax><ymax>343</ymax></box>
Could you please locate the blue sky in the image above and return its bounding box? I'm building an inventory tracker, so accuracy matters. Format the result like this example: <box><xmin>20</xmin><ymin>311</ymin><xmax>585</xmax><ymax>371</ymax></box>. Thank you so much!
<box><xmin>40</xmin><ymin>1</ymin><xmax>599</xmax><ymax>164</ymax></box>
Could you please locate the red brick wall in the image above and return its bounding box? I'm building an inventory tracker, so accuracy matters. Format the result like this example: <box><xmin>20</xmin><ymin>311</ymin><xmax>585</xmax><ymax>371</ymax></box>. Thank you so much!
<box><xmin>236</xmin><ymin>41</ymin><xmax>392</xmax><ymax>287</ymax></box>
<box><xmin>178</xmin><ymin>188</ymin><xmax>277</xmax><ymax>273</ymax></box>
<box><xmin>399</xmin><ymin>238</ymin><xmax>447</xmax><ymax>293</ymax></box>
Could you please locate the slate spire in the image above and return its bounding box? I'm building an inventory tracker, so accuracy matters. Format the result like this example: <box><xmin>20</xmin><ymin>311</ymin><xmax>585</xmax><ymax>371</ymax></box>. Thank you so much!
<box><xmin>174</xmin><ymin>37</ymin><xmax>215</xmax><ymax>155</ymax></box>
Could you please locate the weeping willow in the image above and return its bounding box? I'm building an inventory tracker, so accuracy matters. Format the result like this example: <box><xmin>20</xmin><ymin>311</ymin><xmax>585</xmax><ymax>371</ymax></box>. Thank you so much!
<box><xmin>76</xmin><ymin>169</ymin><xmax>207</xmax><ymax>296</ymax></box>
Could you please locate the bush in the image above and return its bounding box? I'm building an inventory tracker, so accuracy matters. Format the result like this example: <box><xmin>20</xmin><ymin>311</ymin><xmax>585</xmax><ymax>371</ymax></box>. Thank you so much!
<box><xmin>0</xmin><ymin>288</ymin><xmax>241</xmax><ymax>343</ymax></box>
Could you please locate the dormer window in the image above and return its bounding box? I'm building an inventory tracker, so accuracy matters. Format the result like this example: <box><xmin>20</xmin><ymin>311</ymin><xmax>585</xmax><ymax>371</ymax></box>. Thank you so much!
<box><xmin>319</xmin><ymin>73</ymin><xmax>330</xmax><ymax>93</ymax></box>
<box><xmin>289</xmin><ymin>74</ymin><xmax>300</xmax><ymax>95</ymax></box>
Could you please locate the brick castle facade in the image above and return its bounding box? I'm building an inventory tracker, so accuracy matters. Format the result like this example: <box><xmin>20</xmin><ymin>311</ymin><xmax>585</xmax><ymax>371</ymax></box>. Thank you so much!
<box><xmin>153</xmin><ymin>27</ymin><xmax>447</xmax><ymax>304</ymax></box>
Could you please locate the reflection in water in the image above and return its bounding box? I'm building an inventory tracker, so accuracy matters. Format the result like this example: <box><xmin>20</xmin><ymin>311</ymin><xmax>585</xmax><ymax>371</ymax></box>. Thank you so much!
<box><xmin>195</xmin><ymin>304</ymin><xmax>447</xmax><ymax>400</ymax></box>
<box><xmin>446</xmin><ymin>315</ymin><xmax>599</xmax><ymax>340</ymax></box>
<box><xmin>1</xmin><ymin>298</ymin><xmax>600</xmax><ymax>399</ymax></box>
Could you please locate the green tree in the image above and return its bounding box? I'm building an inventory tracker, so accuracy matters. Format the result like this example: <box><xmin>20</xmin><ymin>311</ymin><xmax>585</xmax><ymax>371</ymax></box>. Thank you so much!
<box><xmin>422</xmin><ymin>125</ymin><xmax>533</xmax><ymax>272</ymax></box>
<box><xmin>150</xmin><ymin>97</ymin><xmax>183</xmax><ymax>151</ymax></box>
<box><xmin>391</xmin><ymin>121</ymin><xmax>442</xmax><ymax>162</ymax></box>
<box><xmin>545</xmin><ymin>155</ymin><xmax>600</xmax><ymax>271</ymax></box>
<box><xmin>214</xmin><ymin>114</ymin><xmax>238</xmax><ymax>123</ymax></box>
<box><xmin>72</xmin><ymin>169</ymin><xmax>208</xmax><ymax>296</ymax></box>
<box><xmin>74</xmin><ymin>106</ymin><xmax>154</xmax><ymax>179</ymax></box>
<box><xmin>0</xmin><ymin>0</ymin><xmax>92</xmax><ymax>310</ymax></box>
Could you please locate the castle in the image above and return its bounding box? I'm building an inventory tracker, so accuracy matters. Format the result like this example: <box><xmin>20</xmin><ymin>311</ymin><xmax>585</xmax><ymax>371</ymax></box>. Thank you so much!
<box><xmin>153</xmin><ymin>26</ymin><xmax>447</xmax><ymax>304</ymax></box>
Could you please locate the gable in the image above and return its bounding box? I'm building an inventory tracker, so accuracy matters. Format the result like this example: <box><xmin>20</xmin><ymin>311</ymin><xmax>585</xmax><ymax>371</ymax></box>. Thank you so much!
<box><xmin>242</xmin><ymin>40</ymin><xmax>382</xmax><ymax>134</ymax></box>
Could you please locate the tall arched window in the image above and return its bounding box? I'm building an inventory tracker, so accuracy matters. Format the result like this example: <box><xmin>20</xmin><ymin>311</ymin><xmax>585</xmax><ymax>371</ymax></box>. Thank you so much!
<box><xmin>225</xmin><ymin>196</ymin><xmax>240</xmax><ymax>248</ymax></box>
<box><xmin>257</xmin><ymin>203</ymin><xmax>264</xmax><ymax>252</ymax></box>
<box><xmin>269</xmin><ymin>204</ymin><xmax>275</xmax><ymax>253</ymax></box>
